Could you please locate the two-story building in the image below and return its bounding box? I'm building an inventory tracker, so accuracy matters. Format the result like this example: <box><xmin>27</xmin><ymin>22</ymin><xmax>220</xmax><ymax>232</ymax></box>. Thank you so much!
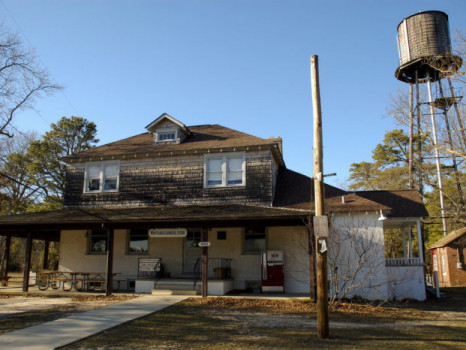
<box><xmin>0</xmin><ymin>114</ymin><xmax>428</xmax><ymax>300</ymax></box>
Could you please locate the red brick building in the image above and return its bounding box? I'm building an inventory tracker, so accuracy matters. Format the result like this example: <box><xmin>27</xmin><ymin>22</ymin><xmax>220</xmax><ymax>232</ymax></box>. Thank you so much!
<box><xmin>430</xmin><ymin>228</ymin><xmax>466</xmax><ymax>287</ymax></box>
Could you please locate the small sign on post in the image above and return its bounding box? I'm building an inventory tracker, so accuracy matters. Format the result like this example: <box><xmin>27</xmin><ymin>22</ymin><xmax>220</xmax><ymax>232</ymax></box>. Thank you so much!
<box><xmin>313</xmin><ymin>215</ymin><xmax>329</xmax><ymax>238</ymax></box>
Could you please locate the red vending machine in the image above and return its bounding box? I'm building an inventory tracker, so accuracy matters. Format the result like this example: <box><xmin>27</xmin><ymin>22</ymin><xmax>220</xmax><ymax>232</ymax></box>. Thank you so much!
<box><xmin>261</xmin><ymin>250</ymin><xmax>284</xmax><ymax>293</ymax></box>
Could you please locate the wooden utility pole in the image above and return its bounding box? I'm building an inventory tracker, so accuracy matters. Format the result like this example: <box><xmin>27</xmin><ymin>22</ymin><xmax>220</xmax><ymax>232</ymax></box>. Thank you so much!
<box><xmin>311</xmin><ymin>55</ymin><xmax>329</xmax><ymax>339</ymax></box>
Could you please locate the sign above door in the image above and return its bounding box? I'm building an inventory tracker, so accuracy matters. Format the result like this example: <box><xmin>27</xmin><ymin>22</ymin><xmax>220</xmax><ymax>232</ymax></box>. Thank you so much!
<box><xmin>149</xmin><ymin>228</ymin><xmax>187</xmax><ymax>238</ymax></box>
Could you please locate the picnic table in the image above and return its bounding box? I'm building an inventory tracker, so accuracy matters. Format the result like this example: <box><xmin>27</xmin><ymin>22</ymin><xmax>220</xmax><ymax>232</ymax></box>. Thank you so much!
<box><xmin>37</xmin><ymin>271</ymin><xmax>122</xmax><ymax>292</ymax></box>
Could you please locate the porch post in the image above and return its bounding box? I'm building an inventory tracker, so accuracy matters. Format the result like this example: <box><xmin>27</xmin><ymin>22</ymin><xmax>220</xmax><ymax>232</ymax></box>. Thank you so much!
<box><xmin>417</xmin><ymin>220</ymin><xmax>424</xmax><ymax>263</ymax></box>
<box><xmin>201</xmin><ymin>228</ymin><xmax>208</xmax><ymax>297</ymax></box>
<box><xmin>408</xmin><ymin>227</ymin><xmax>413</xmax><ymax>258</ymax></box>
<box><xmin>402</xmin><ymin>228</ymin><xmax>407</xmax><ymax>258</ymax></box>
<box><xmin>43</xmin><ymin>240</ymin><xmax>50</xmax><ymax>270</ymax></box>
<box><xmin>23</xmin><ymin>232</ymin><xmax>33</xmax><ymax>292</ymax></box>
<box><xmin>1</xmin><ymin>236</ymin><xmax>11</xmax><ymax>286</ymax></box>
<box><xmin>308</xmin><ymin>223</ymin><xmax>316</xmax><ymax>300</ymax></box>
<box><xmin>106</xmin><ymin>228</ymin><xmax>114</xmax><ymax>296</ymax></box>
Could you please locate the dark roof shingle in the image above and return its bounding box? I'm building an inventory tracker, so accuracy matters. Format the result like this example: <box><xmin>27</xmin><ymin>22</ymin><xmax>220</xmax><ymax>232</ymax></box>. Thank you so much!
<box><xmin>273</xmin><ymin>168</ymin><xmax>428</xmax><ymax>217</ymax></box>
<box><xmin>65</xmin><ymin>124</ymin><xmax>280</xmax><ymax>161</ymax></box>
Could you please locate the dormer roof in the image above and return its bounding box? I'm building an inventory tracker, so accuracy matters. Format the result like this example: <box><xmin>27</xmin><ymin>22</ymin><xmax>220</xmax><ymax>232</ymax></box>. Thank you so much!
<box><xmin>145</xmin><ymin>113</ymin><xmax>191</xmax><ymax>135</ymax></box>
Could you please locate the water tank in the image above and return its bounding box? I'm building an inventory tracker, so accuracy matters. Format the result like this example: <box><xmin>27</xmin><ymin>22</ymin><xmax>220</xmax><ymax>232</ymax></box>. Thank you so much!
<box><xmin>395</xmin><ymin>11</ymin><xmax>462</xmax><ymax>83</ymax></box>
<box><xmin>397</xmin><ymin>11</ymin><xmax>451</xmax><ymax>66</ymax></box>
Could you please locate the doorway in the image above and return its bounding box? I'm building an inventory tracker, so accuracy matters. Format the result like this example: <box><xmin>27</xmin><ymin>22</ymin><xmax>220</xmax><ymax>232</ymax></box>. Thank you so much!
<box><xmin>183</xmin><ymin>229</ymin><xmax>202</xmax><ymax>275</ymax></box>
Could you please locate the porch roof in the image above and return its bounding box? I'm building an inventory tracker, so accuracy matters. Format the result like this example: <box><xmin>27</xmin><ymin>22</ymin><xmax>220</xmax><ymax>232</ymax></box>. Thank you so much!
<box><xmin>0</xmin><ymin>204</ymin><xmax>309</xmax><ymax>236</ymax></box>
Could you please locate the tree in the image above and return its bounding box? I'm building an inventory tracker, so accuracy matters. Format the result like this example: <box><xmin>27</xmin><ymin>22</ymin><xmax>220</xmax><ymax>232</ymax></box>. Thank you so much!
<box><xmin>348</xmin><ymin>129</ymin><xmax>434</xmax><ymax>192</ymax></box>
<box><xmin>0</xmin><ymin>22</ymin><xmax>61</xmax><ymax>138</ymax></box>
<box><xmin>27</xmin><ymin>116</ymin><xmax>98</xmax><ymax>205</ymax></box>
<box><xmin>0</xmin><ymin>131</ymin><xmax>42</xmax><ymax>214</ymax></box>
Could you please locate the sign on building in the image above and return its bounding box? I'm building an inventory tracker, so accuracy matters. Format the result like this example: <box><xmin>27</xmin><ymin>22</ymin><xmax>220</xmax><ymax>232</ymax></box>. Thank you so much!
<box><xmin>149</xmin><ymin>228</ymin><xmax>187</xmax><ymax>238</ymax></box>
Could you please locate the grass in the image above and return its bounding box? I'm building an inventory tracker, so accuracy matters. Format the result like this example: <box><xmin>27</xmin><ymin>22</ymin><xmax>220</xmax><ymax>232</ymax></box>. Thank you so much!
<box><xmin>1</xmin><ymin>287</ymin><xmax>465</xmax><ymax>349</ymax></box>
<box><xmin>59</xmin><ymin>290</ymin><xmax>466</xmax><ymax>349</ymax></box>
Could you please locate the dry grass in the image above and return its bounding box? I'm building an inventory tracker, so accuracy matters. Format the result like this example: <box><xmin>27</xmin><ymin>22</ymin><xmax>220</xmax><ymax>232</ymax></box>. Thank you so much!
<box><xmin>1</xmin><ymin>288</ymin><xmax>465</xmax><ymax>349</ymax></box>
<box><xmin>60</xmin><ymin>291</ymin><xmax>466</xmax><ymax>349</ymax></box>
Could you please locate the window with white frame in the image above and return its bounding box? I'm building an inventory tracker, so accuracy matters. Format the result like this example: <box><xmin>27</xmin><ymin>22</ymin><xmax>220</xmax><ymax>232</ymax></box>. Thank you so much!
<box><xmin>84</xmin><ymin>161</ymin><xmax>120</xmax><ymax>193</ymax></box>
<box><xmin>155</xmin><ymin>128</ymin><xmax>178</xmax><ymax>143</ymax></box>
<box><xmin>204</xmin><ymin>153</ymin><xmax>245</xmax><ymax>187</ymax></box>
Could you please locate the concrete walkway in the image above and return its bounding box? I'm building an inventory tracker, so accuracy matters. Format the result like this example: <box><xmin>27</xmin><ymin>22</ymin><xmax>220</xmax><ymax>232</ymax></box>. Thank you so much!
<box><xmin>0</xmin><ymin>295</ymin><xmax>188</xmax><ymax>350</ymax></box>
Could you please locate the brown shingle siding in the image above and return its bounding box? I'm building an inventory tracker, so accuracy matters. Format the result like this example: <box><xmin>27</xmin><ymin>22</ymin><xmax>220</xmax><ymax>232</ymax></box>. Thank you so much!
<box><xmin>64</xmin><ymin>151</ymin><xmax>273</xmax><ymax>208</ymax></box>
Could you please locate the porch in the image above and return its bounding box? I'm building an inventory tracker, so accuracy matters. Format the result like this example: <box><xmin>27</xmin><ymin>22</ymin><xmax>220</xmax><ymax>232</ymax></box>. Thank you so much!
<box><xmin>135</xmin><ymin>257</ymin><xmax>234</xmax><ymax>295</ymax></box>
<box><xmin>382</xmin><ymin>217</ymin><xmax>426</xmax><ymax>301</ymax></box>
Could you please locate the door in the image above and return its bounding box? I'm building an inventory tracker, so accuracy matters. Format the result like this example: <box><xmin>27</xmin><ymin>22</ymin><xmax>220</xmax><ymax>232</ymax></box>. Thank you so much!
<box><xmin>183</xmin><ymin>229</ymin><xmax>202</xmax><ymax>275</ymax></box>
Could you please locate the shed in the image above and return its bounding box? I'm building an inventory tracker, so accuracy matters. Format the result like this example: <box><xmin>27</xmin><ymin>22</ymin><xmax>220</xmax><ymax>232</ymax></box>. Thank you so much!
<box><xmin>430</xmin><ymin>227</ymin><xmax>466</xmax><ymax>287</ymax></box>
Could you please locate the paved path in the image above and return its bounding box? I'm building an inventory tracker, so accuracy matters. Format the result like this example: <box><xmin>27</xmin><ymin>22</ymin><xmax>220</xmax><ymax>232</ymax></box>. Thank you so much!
<box><xmin>0</xmin><ymin>295</ymin><xmax>188</xmax><ymax>350</ymax></box>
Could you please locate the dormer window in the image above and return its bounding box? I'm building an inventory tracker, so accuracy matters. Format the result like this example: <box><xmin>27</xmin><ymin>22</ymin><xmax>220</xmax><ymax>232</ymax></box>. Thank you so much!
<box><xmin>145</xmin><ymin>113</ymin><xmax>191</xmax><ymax>145</ymax></box>
<box><xmin>156</xmin><ymin>129</ymin><xmax>177</xmax><ymax>143</ymax></box>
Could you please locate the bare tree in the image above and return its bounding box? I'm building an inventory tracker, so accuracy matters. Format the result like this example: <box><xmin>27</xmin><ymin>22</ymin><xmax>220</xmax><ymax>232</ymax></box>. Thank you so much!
<box><xmin>0</xmin><ymin>21</ymin><xmax>61</xmax><ymax>138</ymax></box>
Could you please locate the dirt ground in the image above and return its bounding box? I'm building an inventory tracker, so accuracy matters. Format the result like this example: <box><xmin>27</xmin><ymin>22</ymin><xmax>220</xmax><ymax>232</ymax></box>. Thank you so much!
<box><xmin>1</xmin><ymin>288</ymin><xmax>466</xmax><ymax>349</ymax></box>
<box><xmin>0</xmin><ymin>293</ymin><xmax>137</xmax><ymax>335</ymax></box>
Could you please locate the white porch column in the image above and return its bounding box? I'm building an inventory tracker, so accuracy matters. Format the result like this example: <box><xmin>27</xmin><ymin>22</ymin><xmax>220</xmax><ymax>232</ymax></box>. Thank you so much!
<box><xmin>416</xmin><ymin>220</ymin><xmax>424</xmax><ymax>262</ymax></box>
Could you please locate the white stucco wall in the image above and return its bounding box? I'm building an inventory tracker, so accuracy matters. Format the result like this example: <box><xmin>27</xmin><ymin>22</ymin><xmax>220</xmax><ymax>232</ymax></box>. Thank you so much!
<box><xmin>268</xmin><ymin>226</ymin><xmax>309</xmax><ymax>293</ymax></box>
<box><xmin>59</xmin><ymin>226</ymin><xmax>309</xmax><ymax>293</ymax></box>
<box><xmin>329</xmin><ymin>213</ymin><xmax>389</xmax><ymax>300</ymax></box>
<box><xmin>59</xmin><ymin>218</ymin><xmax>425</xmax><ymax>299</ymax></box>
<box><xmin>386</xmin><ymin>266</ymin><xmax>426</xmax><ymax>301</ymax></box>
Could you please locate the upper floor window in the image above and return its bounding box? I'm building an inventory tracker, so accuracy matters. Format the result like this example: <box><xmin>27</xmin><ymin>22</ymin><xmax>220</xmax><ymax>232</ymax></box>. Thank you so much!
<box><xmin>84</xmin><ymin>161</ymin><xmax>120</xmax><ymax>193</ymax></box>
<box><xmin>204</xmin><ymin>153</ymin><xmax>245</xmax><ymax>188</ymax></box>
<box><xmin>155</xmin><ymin>128</ymin><xmax>179</xmax><ymax>143</ymax></box>
<box><xmin>157</xmin><ymin>131</ymin><xmax>176</xmax><ymax>142</ymax></box>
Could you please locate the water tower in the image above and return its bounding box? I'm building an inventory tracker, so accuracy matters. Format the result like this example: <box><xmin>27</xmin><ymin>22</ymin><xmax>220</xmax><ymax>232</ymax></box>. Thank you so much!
<box><xmin>395</xmin><ymin>11</ymin><xmax>464</xmax><ymax>236</ymax></box>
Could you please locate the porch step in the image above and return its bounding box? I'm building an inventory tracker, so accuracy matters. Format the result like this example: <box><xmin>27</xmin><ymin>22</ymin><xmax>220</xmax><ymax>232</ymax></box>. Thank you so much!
<box><xmin>152</xmin><ymin>289</ymin><xmax>199</xmax><ymax>296</ymax></box>
<box><xmin>152</xmin><ymin>279</ymin><xmax>201</xmax><ymax>296</ymax></box>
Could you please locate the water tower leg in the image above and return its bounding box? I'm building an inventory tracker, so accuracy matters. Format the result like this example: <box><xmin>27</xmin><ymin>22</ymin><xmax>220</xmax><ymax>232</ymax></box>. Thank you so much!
<box><xmin>426</xmin><ymin>71</ymin><xmax>447</xmax><ymax>236</ymax></box>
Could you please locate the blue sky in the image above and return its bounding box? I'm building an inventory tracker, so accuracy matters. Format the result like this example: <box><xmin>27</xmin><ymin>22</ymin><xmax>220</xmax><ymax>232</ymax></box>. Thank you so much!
<box><xmin>1</xmin><ymin>0</ymin><xmax>465</xmax><ymax>188</ymax></box>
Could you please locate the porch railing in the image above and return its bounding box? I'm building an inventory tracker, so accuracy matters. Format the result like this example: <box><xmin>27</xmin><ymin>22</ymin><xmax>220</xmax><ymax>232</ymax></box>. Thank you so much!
<box><xmin>208</xmin><ymin>258</ymin><xmax>232</xmax><ymax>279</ymax></box>
<box><xmin>385</xmin><ymin>257</ymin><xmax>424</xmax><ymax>267</ymax></box>
<box><xmin>192</xmin><ymin>257</ymin><xmax>232</xmax><ymax>281</ymax></box>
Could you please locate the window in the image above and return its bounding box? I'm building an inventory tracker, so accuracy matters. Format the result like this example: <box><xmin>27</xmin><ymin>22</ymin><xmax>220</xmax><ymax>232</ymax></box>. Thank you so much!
<box><xmin>441</xmin><ymin>254</ymin><xmax>447</xmax><ymax>276</ymax></box>
<box><xmin>205</xmin><ymin>153</ymin><xmax>245</xmax><ymax>187</ymax></box>
<box><xmin>127</xmin><ymin>229</ymin><xmax>149</xmax><ymax>255</ymax></box>
<box><xmin>157</xmin><ymin>131</ymin><xmax>176</xmax><ymax>141</ymax></box>
<box><xmin>84</xmin><ymin>161</ymin><xmax>120</xmax><ymax>193</ymax></box>
<box><xmin>217</xmin><ymin>231</ymin><xmax>227</xmax><ymax>240</ymax></box>
<box><xmin>243</xmin><ymin>227</ymin><xmax>266</xmax><ymax>254</ymax></box>
<box><xmin>88</xmin><ymin>229</ymin><xmax>108</xmax><ymax>254</ymax></box>
<box><xmin>155</xmin><ymin>128</ymin><xmax>178</xmax><ymax>143</ymax></box>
